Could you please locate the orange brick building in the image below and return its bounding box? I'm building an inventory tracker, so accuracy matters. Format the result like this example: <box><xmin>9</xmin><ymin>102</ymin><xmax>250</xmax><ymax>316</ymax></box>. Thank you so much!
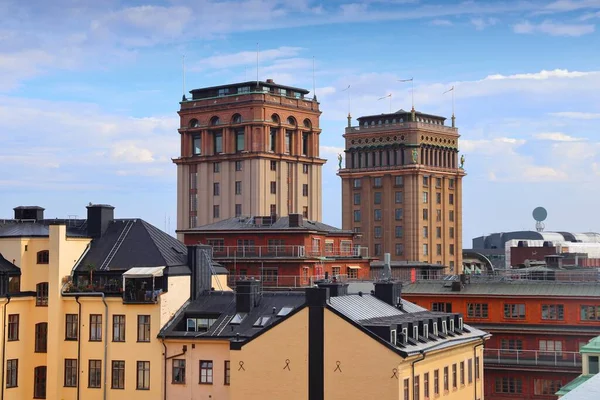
<box><xmin>174</xmin><ymin>79</ymin><xmax>325</xmax><ymax>235</ymax></box>
<box><xmin>180</xmin><ymin>214</ymin><xmax>372</xmax><ymax>288</ymax></box>
<box><xmin>403</xmin><ymin>279</ymin><xmax>600</xmax><ymax>400</ymax></box>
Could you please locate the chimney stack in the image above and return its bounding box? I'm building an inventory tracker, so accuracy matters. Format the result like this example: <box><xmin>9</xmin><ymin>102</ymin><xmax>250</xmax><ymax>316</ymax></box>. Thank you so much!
<box><xmin>289</xmin><ymin>213</ymin><xmax>303</xmax><ymax>228</ymax></box>
<box><xmin>236</xmin><ymin>280</ymin><xmax>260</xmax><ymax>313</ymax></box>
<box><xmin>86</xmin><ymin>204</ymin><xmax>114</xmax><ymax>238</ymax></box>
<box><xmin>188</xmin><ymin>245</ymin><xmax>213</xmax><ymax>300</ymax></box>
<box><xmin>374</xmin><ymin>281</ymin><xmax>403</xmax><ymax>308</ymax></box>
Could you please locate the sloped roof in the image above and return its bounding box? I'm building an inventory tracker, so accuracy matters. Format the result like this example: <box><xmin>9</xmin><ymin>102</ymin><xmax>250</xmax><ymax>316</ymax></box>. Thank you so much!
<box><xmin>75</xmin><ymin>219</ymin><xmax>187</xmax><ymax>272</ymax></box>
<box><xmin>0</xmin><ymin>220</ymin><xmax>88</xmax><ymax>238</ymax></box>
<box><xmin>402</xmin><ymin>280</ymin><xmax>600</xmax><ymax>297</ymax></box>
<box><xmin>0</xmin><ymin>253</ymin><xmax>20</xmax><ymax>274</ymax></box>
<box><xmin>581</xmin><ymin>336</ymin><xmax>600</xmax><ymax>354</ymax></box>
<box><xmin>186</xmin><ymin>216</ymin><xmax>351</xmax><ymax>234</ymax></box>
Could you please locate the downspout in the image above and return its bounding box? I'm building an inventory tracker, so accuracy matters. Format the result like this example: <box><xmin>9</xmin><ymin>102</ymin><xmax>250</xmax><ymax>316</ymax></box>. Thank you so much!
<box><xmin>62</xmin><ymin>289</ymin><xmax>108</xmax><ymax>400</ymax></box>
<box><xmin>474</xmin><ymin>337</ymin><xmax>485</xmax><ymax>400</ymax></box>
<box><xmin>75</xmin><ymin>296</ymin><xmax>82</xmax><ymax>400</ymax></box>
<box><xmin>1</xmin><ymin>296</ymin><xmax>11</xmax><ymax>400</ymax></box>
<box><xmin>411</xmin><ymin>351</ymin><xmax>426</xmax><ymax>400</ymax></box>
<box><xmin>161</xmin><ymin>335</ymin><xmax>187</xmax><ymax>400</ymax></box>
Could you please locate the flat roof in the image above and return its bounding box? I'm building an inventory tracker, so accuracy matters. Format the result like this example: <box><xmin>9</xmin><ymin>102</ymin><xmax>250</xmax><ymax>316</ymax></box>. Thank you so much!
<box><xmin>189</xmin><ymin>80</ymin><xmax>310</xmax><ymax>95</ymax></box>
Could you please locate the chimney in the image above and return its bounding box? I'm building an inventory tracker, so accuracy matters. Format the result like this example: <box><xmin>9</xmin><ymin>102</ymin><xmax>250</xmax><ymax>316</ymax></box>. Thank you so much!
<box><xmin>381</xmin><ymin>253</ymin><xmax>392</xmax><ymax>280</ymax></box>
<box><xmin>13</xmin><ymin>206</ymin><xmax>44</xmax><ymax>221</ymax></box>
<box><xmin>188</xmin><ymin>245</ymin><xmax>213</xmax><ymax>300</ymax></box>
<box><xmin>266</xmin><ymin>78</ymin><xmax>274</xmax><ymax>83</ymax></box>
<box><xmin>289</xmin><ymin>213</ymin><xmax>303</xmax><ymax>228</ymax></box>
<box><xmin>305</xmin><ymin>286</ymin><xmax>329</xmax><ymax>306</ymax></box>
<box><xmin>236</xmin><ymin>280</ymin><xmax>260</xmax><ymax>313</ymax></box>
<box><xmin>86</xmin><ymin>204</ymin><xmax>114</xmax><ymax>238</ymax></box>
<box><xmin>374</xmin><ymin>281</ymin><xmax>402</xmax><ymax>308</ymax></box>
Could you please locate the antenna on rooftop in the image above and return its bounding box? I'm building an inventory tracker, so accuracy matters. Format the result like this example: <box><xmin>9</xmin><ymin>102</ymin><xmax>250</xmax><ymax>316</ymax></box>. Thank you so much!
<box><xmin>532</xmin><ymin>207</ymin><xmax>547</xmax><ymax>232</ymax></box>
<box><xmin>342</xmin><ymin>85</ymin><xmax>351</xmax><ymax>127</ymax></box>
<box><xmin>182</xmin><ymin>55</ymin><xmax>186</xmax><ymax>101</ymax></box>
<box><xmin>443</xmin><ymin>86</ymin><xmax>455</xmax><ymax>127</ymax></box>
<box><xmin>256</xmin><ymin>43</ymin><xmax>260</xmax><ymax>88</ymax></box>
<box><xmin>312</xmin><ymin>56</ymin><xmax>316</xmax><ymax>101</ymax></box>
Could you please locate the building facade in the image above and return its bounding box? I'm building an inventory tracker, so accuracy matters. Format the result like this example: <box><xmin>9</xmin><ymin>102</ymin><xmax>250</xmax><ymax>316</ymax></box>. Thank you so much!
<box><xmin>339</xmin><ymin>109</ymin><xmax>464</xmax><ymax>273</ymax></box>
<box><xmin>0</xmin><ymin>204</ymin><xmax>213</xmax><ymax>400</ymax></box>
<box><xmin>174</xmin><ymin>79</ymin><xmax>326</xmax><ymax>236</ymax></box>
<box><xmin>403</xmin><ymin>278</ymin><xmax>600</xmax><ymax>400</ymax></box>
<box><xmin>180</xmin><ymin>214</ymin><xmax>372</xmax><ymax>287</ymax></box>
<box><xmin>162</xmin><ymin>276</ymin><xmax>488</xmax><ymax>400</ymax></box>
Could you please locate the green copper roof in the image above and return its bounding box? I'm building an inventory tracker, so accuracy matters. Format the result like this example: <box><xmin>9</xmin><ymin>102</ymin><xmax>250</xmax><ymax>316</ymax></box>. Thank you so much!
<box><xmin>556</xmin><ymin>374</ymin><xmax>594</xmax><ymax>396</ymax></box>
<box><xmin>581</xmin><ymin>336</ymin><xmax>600</xmax><ymax>354</ymax></box>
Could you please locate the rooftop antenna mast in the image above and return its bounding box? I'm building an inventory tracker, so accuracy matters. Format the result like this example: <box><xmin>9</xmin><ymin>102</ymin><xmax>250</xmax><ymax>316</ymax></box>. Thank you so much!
<box><xmin>532</xmin><ymin>207</ymin><xmax>548</xmax><ymax>233</ymax></box>
<box><xmin>312</xmin><ymin>56</ymin><xmax>316</xmax><ymax>101</ymax></box>
<box><xmin>443</xmin><ymin>86</ymin><xmax>455</xmax><ymax>127</ymax></box>
<box><xmin>182</xmin><ymin>55</ymin><xmax>186</xmax><ymax>101</ymax></box>
<box><xmin>256</xmin><ymin>43</ymin><xmax>260</xmax><ymax>88</ymax></box>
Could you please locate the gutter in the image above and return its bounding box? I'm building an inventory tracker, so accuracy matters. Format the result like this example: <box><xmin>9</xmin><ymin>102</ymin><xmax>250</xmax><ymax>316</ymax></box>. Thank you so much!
<box><xmin>1</xmin><ymin>296</ymin><xmax>11</xmax><ymax>400</ymax></box>
<box><xmin>62</xmin><ymin>287</ymin><xmax>108</xmax><ymax>400</ymax></box>
<box><xmin>411</xmin><ymin>351</ymin><xmax>426</xmax><ymax>400</ymax></box>
<box><xmin>474</xmin><ymin>337</ymin><xmax>485</xmax><ymax>400</ymax></box>
<box><xmin>161</xmin><ymin>334</ymin><xmax>187</xmax><ymax>400</ymax></box>
<box><xmin>75</xmin><ymin>296</ymin><xmax>82</xmax><ymax>400</ymax></box>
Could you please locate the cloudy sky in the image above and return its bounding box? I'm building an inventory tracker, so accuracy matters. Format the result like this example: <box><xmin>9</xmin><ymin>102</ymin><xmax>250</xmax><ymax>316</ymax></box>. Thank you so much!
<box><xmin>1</xmin><ymin>0</ymin><xmax>600</xmax><ymax>244</ymax></box>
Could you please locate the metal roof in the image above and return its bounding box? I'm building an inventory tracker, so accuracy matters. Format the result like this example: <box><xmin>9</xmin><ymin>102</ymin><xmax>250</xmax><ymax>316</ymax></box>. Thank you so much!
<box><xmin>558</xmin><ymin>372</ymin><xmax>600</xmax><ymax>400</ymax></box>
<box><xmin>328</xmin><ymin>294</ymin><xmax>422</xmax><ymax>321</ymax></box>
<box><xmin>185</xmin><ymin>216</ymin><xmax>351</xmax><ymax>234</ymax></box>
<box><xmin>402</xmin><ymin>281</ymin><xmax>600</xmax><ymax>297</ymax></box>
<box><xmin>581</xmin><ymin>336</ymin><xmax>600</xmax><ymax>354</ymax></box>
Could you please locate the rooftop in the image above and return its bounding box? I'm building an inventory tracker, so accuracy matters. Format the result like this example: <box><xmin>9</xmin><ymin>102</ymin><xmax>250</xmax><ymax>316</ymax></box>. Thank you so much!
<box><xmin>581</xmin><ymin>336</ymin><xmax>600</xmax><ymax>354</ymax></box>
<box><xmin>182</xmin><ymin>215</ymin><xmax>352</xmax><ymax>234</ymax></box>
<box><xmin>402</xmin><ymin>279</ymin><xmax>600</xmax><ymax>297</ymax></box>
<box><xmin>0</xmin><ymin>219</ymin><xmax>89</xmax><ymax>238</ymax></box>
<box><xmin>189</xmin><ymin>80</ymin><xmax>310</xmax><ymax>97</ymax></box>
<box><xmin>557</xmin><ymin>372</ymin><xmax>600</xmax><ymax>399</ymax></box>
<box><xmin>0</xmin><ymin>253</ymin><xmax>19</xmax><ymax>275</ymax></box>
<box><xmin>357</xmin><ymin>109</ymin><xmax>446</xmax><ymax>122</ymax></box>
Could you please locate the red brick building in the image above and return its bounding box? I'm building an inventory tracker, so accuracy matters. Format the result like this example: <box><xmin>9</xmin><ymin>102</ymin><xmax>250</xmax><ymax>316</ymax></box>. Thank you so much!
<box><xmin>179</xmin><ymin>214</ymin><xmax>372</xmax><ymax>287</ymax></box>
<box><xmin>402</xmin><ymin>278</ymin><xmax>600</xmax><ymax>400</ymax></box>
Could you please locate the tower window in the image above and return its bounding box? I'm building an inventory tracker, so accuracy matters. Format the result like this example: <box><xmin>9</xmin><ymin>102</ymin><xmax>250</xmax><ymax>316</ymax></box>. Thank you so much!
<box><xmin>192</xmin><ymin>134</ymin><xmax>201</xmax><ymax>155</ymax></box>
<box><xmin>302</xmin><ymin>133</ymin><xmax>309</xmax><ymax>156</ymax></box>
<box><xmin>235</xmin><ymin>129</ymin><xmax>245</xmax><ymax>152</ymax></box>
<box><xmin>269</xmin><ymin>128</ymin><xmax>277</xmax><ymax>152</ymax></box>
<box><xmin>213</xmin><ymin>131</ymin><xmax>223</xmax><ymax>154</ymax></box>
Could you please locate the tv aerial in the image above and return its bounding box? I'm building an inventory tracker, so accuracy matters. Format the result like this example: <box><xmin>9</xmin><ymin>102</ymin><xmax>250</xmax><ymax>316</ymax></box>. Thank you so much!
<box><xmin>532</xmin><ymin>207</ymin><xmax>547</xmax><ymax>232</ymax></box>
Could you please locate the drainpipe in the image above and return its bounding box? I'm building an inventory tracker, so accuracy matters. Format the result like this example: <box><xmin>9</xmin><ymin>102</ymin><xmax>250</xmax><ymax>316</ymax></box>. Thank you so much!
<box><xmin>62</xmin><ymin>290</ymin><xmax>108</xmax><ymax>400</ymax></box>
<box><xmin>411</xmin><ymin>351</ymin><xmax>426</xmax><ymax>400</ymax></box>
<box><xmin>162</xmin><ymin>334</ymin><xmax>187</xmax><ymax>400</ymax></box>
<box><xmin>1</xmin><ymin>296</ymin><xmax>11</xmax><ymax>400</ymax></box>
<box><xmin>474</xmin><ymin>337</ymin><xmax>485</xmax><ymax>400</ymax></box>
<box><xmin>75</xmin><ymin>296</ymin><xmax>82</xmax><ymax>400</ymax></box>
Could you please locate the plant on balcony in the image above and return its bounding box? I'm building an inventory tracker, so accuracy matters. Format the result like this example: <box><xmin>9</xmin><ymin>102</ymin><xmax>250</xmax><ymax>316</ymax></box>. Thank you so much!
<box><xmin>86</xmin><ymin>263</ymin><xmax>96</xmax><ymax>289</ymax></box>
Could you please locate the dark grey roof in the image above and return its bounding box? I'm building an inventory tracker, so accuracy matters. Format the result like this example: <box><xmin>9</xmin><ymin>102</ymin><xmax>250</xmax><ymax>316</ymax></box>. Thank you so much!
<box><xmin>0</xmin><ymin>219</ymin><xmax>88</xmax><ymax>238</ymax></box>
<box><xmin>189</xmin><ymin>80</ymin><xmax>310</xmax><ymax>95</ymax></box>
<box><xmin>371</xmin><ymin>261</ymin><xmax>445</xmax><ymax>269</ymax></box>
<box><xmin>0</xmin><ymin>253</ymin><xmax>20</xmax><ymax>275</ymax></box>
<box><xmin>402</xmin><ymin>280</ymin><xmax>600</xmax><ymax>297</ymax></box>
<box><xmin>357</xmin><ymin>109</ymin><xmax>446</xmax><ymax>121</ymax></box>
<box><xmin>186</xmin><ymin>216</ymin><xmax>351</xmax><ymax>234</ymax></box>
<box><xmin>470</xmin><ymin>322</ymin><xmax>600</xmax><ymax>335</ymax></box>
<box><xmin>75</xmin><ymin>219</ymin><xmax>187</xmax><ymax>272</ymax></box>
<box><xmin>160</xmin><ymin>291</ymin><xmax>306</xmax><ymax>339</ymax></box>
<box><xmin>328</xmin><ymin>294</ymin><xmax>426</xmax><ymax>320</ymax></box>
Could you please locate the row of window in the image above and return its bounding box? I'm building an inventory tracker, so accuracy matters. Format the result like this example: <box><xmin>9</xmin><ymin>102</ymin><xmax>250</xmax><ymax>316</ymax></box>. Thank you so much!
<box><xmin>190</xmin><ymin>113</ymin><xmax>311</xmax><ymax>127</ymax></box>
<box><xmin>499</xmin><ymin>338</ymin><xmax>563</xmax><ymax>353</ymax></box>
<box><xmin>353</xmin><ymin>191</ymin><xmax>453</xmax><ymax>206</ymax></box>
<box><xmin>352</xmin><ymin>208</ymin><xmax>455</xmax><ymax>223</ymax></box>
<box><xmin>7</xmin><ymin>314</ymin><xmax>151</xmax><ymax>343</ymax></box>
<box><xmin>353</xmin><ymin>176</ymin><xmax>455</xmax><ymax>189</ymax></box>
<box><xmin>172</xmin><ymin>359</ymin><xmax>230</xmax><ymax>385</ymax></box>
<box><xmin>192</xmin><ymin>130</ymin><xmax>312</xmax><ymax>156</ymax></box>
<box><xmin>438</xmin><ymin>302</ymin><xmax>600</xmax><ymax>322</ymax></box>
<box><xmin>493</xmin><ymin>377</ymin><xmax>562</xmax><ymax>395</ymax></box>
<box><xmin>6</xmin><ymin>359</ymin><xmax>153</xmax><ymax>395</ymax></box>
<box><xmin>403</xmin><ymin>357</ymin><xmax>480</xmax><ymax>400</ymax></box>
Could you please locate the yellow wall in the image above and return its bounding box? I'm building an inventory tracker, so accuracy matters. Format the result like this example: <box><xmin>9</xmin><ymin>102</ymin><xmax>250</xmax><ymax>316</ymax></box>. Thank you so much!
<box><xmin>324</xmin><ymin>308</ymin><xmax>403</xmax><ymax>400</ymax></box>
<box><xmin>165</xmin><ymin>339</ymin><xmax>231</xmax><ymax>400</ymax></box>
<box><xmin>230</xmin><ymin>307</ymin><xmax>309</xmax><ymax>400</ymax></box>
<box><xmin>161</xmin><ymin>275</ymin><xmax>191</xmax><ymax>328</ymax></box>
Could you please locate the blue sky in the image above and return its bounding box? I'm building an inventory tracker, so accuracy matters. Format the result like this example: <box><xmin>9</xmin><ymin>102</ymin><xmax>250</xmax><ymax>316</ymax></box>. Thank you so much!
<box><xmin>1</xmin><ymin>0</ymin><xmax>600</xmax><ymax>244</ymax></box>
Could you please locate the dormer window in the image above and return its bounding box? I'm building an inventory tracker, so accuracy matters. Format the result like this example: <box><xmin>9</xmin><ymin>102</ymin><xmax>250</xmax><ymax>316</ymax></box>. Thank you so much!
<box><xmin>277</xmin><ymin>307</ymin><xmax>294</xmax><ymax>317</ymax></box>
<box><xmin>37</xmin><ymin>251</ymin><xmax>49</xmax><ymax>265</ymax></box>
<box><xmin>402</xmin><ymin>328</ymin><xmax>408</xmax><ymax>344</ymax></box>
<box><xmin>186</xmin><ymin>317</ymin><xmax>218</xmax><ymax>332</ymax></box>
<box><xmin>433</xmin><ymin>322</ymin><xmax>438</xmax><ymax>336</ymax></box>
<box><xmin>230</xmin><ymin>313</ymin><xmax>247</xmax><ymax>325</ymax></box>
<box><xmin>413</xmin><ymin>326</ymin><xmax>419</xmax><ymax>340</ymax></box>
<box><xmin>458</xmin><ymin>317</ymin><xmax>463</xmax><ymax>330</ymax></box>
<box><xmin>442</xmin><ymin>320</ymin><xmax>447</xmax><ymax>334</ymax></box>
<box><xmin>390</xmin><ymin>329</ymin><xmax>397</xmax><ymax>345</ymax></box>
<box><xmin>450</xmin><ymin>319</ymin><xmax>455</xmax><ymax>332</ymax></box>
<box><xmin>424</xmin><ymin>324</ymin><xmax>429</xmax><ymax>339</ymax></box>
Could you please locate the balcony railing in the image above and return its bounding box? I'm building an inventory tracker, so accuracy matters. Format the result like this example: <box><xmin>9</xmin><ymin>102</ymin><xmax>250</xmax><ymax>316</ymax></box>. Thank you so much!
<box><xmin>484</xmin><ymin>348</ymin><xmax>581</xmax><ymax>368</ymax></box>
<box><xmin>345</xmin><ymin>121</ymin><xmax>457</xmax><ymax>134</ymax></box>
<box><xmin>226</xmin><ymin>274</ymin><xmax>357</xmax><ymax>289</ymax></box>
<box><xmin>212</xmin><ymin>245</ymin><xmax>368</xmax><ymax>259</ymax></box>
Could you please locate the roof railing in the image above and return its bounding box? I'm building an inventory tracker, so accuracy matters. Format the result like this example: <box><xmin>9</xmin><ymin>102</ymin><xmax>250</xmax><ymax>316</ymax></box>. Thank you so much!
<box><xmin>484</xmin><ymin>348</ymin><xmax>581</xmax><ymax>369</ymax></box>
<box><xmin>211</xmin><ymin>245</ymin><xmax>368</xmax><ymax>259</ymax></box>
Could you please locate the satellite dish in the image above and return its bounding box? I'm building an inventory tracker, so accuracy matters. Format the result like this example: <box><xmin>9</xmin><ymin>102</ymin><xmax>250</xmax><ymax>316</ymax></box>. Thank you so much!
<box><xmin>532</xmin><ymin>207</ymin><xmax>547</xmax><ymax>232</ymax></box>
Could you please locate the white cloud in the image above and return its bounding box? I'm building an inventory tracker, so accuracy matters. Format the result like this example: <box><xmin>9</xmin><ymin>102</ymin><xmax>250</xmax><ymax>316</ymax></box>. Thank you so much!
<box><xmin>550</xmin><ymin>111</ymin><xmax>600</xmax><ymax>119</ymax></box>
<box><xmin>534</xmin><ymin>132</ymin><xmax>585</xmax><ymax>141</ymax></box>
<box><xmin>544</xmin><ymin>0</ymin><xmax>600</xmax><ymax>12</ymax></box>
<box><xmin>470</xmin><ymin>17</ymin><xmax>498</xmax><ymax>30</ymax></box>
<box><xmin>460</xmin><ymin>137</ymin><xmax>526</xmax><ymax>155</ymax></box>
<box><xmin>513</xmin><ymin>20</ymin><xmax>595</xmax><ymax>36</ymax></box>
<box><xmin>430</xmin><ymin>19</ymin><xmax>453</xmax><ymax>26</ymax></box>
<box><xmin>485</xmin><ymin>69</ymin><xmax>593</xmax><ymax>80</ymax></box>
<box><xmin>581</xmin><ymin>10</ymin><xmax>600</xmax><ymax>19</ymax></box>
<box><xmin>194</xmin><ymin>47</ymin><xmax>305</xmax><ymax>70</ymax></box>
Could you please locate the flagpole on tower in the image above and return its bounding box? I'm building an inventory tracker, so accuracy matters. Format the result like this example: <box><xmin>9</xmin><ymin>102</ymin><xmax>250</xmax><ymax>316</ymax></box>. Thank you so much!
<box><xmin>398</xmin><ymin>77</ymin><xmax>414</xmax><ymax>119</ymax></box>
<box><xmin>182</xmin><ymin>55</ymin><xmax>186</xmax><ymax>101</ymax></box>
<box><xmin>443</xmin><ymin>86</ymin><xmax>455</xmax><ymax>127</ymax></box>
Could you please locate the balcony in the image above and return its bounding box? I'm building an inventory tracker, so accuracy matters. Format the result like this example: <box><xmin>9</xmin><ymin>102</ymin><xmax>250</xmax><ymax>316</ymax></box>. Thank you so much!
<box><xmin>212</xmin><ymin>245</ymin><xmax>368</xmax><ymax>259</ymax></box>
<box><xmin>484</xmin><ymin>348</ymin><xmax>581</xmax><ymax>370</ymax></box>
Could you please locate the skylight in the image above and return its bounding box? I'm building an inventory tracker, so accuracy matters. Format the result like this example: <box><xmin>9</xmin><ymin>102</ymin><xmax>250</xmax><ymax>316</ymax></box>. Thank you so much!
<box><xmin>276</xmin><ymin>307</ymin><xmax>294</xmax><ymax>317</ymax></box>
<box><xmin>230</xmin><ymin>313</ymin><xmax>247</xmax><ymax>324</ymax></box>
<box><xmin>253</xmin><ymin>316</ymin><xmax>271</xmax><ymax>327</ymax></box>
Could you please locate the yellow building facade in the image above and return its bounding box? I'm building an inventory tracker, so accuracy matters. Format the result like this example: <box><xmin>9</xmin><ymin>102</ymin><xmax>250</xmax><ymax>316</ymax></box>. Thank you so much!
<box><xmin>0</xmin><ymin>205</ymin><xmax>203</xmax><ymax>400</ymax></box>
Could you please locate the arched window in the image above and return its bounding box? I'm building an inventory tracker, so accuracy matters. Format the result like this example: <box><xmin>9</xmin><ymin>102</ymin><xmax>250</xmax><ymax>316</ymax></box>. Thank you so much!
<box><xmin>378</xmin><ymin>120</ymin><xmax>382</xmax><ymax>125</ymax></box>
<box><xmin>271</xmin><ymin>114</ymin><xmax>280</xmax><ymax>124</ymax></box>
<box><xmin>287</xmin><ymin>116</ymin><xmax>297</xmax><ymax>127</ymax></box>
<box><xmin>209</xmin><ymin>116</ymin><xmax>220</xmax><ymax>126</ymax></box>
<box><xmin>36</xmin><ymin>282</ymin><xmax>48</xmax><ymax>306</ymax></box>
<box><xmin>303</xmin><ymin>118</ymin><xmax>312</xmax><ymax>129</ymax></box>
<box><xmin>231</xmin><ymin>114</ymin><xmax>242</xmax><ymax>124</ymax></box>
<box><xmin>363</xmin><ymin>121</ymin><xmax>368</xmax><ymax>127</ymax></box>
<box><xmin>188</xmin><ymin>118</ymin><xmax>199</xmax><ymax>128</ymax></box>
<box><xmin>37</xmin><ymin>250</ymin><xmax>49</xmax><ymax>264</ymax></box>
